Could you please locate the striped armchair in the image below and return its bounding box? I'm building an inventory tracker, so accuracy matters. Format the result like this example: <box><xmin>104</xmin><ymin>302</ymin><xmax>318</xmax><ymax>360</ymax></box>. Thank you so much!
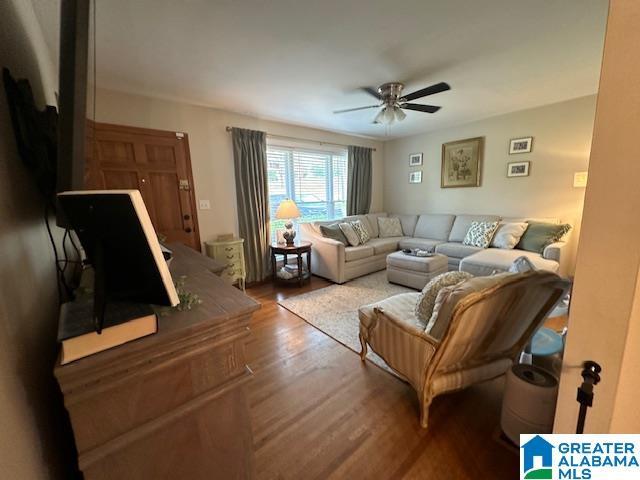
<box><xmin>358</xmin><ymin>271</ymin><xmax>569</xmax><ymax>428</ymax></box>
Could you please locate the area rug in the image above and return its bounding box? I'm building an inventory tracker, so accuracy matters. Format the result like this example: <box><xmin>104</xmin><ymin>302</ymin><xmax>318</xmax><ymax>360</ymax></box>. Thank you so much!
<box><xmin>278</xmin><ymin>271</ymin><xmax>414</xmax><ymax>372</ymax></box>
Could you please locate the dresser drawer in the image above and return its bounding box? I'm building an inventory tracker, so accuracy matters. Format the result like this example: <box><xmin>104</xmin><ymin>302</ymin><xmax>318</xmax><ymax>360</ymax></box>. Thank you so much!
<box><xmin>221</xmin><ymin>251</ymin><xmax>242</xmax><ymax>263</ymax></box>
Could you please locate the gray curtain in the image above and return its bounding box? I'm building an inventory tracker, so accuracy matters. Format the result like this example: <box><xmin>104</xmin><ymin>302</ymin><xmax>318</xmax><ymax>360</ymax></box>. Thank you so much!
<box><xmin>347</xmin><ymin>145</ymin><xmax>372</xmax><ymax>215</ymax></box>
<box><xmin>232</xmin><ymin>128</ymin><xmax>270</xmax><ymax>283</ymax></box>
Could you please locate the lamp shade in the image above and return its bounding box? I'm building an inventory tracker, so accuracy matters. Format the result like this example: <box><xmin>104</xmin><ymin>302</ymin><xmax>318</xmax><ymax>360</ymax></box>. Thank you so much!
<box><xmin>275</xmin><ymin>199</ymin><xmax>301</xmax><ymax>219</ymax></box>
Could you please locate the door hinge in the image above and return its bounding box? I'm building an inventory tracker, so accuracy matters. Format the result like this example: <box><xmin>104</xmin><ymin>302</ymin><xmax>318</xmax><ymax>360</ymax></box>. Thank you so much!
<box><xmin>179</xmin><ymin>179</ymin><xmax>190</xmax><ymax>190</ymax></box>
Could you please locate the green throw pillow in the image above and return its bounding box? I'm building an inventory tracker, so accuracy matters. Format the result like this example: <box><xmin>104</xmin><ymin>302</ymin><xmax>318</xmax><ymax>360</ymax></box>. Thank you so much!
<box><xmin>319</xmin><ymin>223</ymin><xmax>349</xmax><ymax>245</ymax></box>
<box><xmin>516</xmin><ymin>222</ymin><xmax>571</xmax><ymax>254</ymax></box>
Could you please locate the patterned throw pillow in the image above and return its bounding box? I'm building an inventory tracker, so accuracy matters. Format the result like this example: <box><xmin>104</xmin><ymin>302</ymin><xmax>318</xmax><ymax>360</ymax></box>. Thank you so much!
<box><xmin>414</xmin><ymin>271</ymin><xmax>474</xmax><ymax>322</ymax></box>
<box><xmin>462</xmin><ymin>221</ymin><xmax>500</xmax><ymax>248</ymax></box>
<box><xmin>377</xmin><ymin>217</ymin><xmax>404</xmax><ymax>238</ymax></box>
<box><xmin>350</xmin><ymin>220</ymin><xmax>370</xmax><ymax>244</ymax></box>
<box><xmin>338</xmin><ymin>222</ymin><xmax>360</xmax><ymax>246</ymax></box>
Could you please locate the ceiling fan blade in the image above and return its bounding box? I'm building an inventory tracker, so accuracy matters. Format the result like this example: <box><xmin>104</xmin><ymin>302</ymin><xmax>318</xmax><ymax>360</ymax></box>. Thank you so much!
<box><xmin>402</xmin><ymin>82</ymin><xmax>450</xmax><ymax>101</ymax></box>
<box><xmin>401</xmin><ymin>103</ymin><xmax>441</xmax><ymax>113</ymax></box>
<box><xmin>333</xmin><ymin>104</ymin><xmax>380</xmax><ymax>114</ymax></box>
<box><xmin>361</xmin><ymin>86</ymin><xmax>381</xmax><ymax>100</ymax></box>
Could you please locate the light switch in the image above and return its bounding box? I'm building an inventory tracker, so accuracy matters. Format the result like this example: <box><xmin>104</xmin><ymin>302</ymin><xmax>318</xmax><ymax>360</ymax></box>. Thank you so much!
<box><xmin>573</xmin><ymin>171</ymin><xmax>588</xmax><ymax>188</ymax></box>
<box><xmin>199</xmin><ymin>199</ymin><xmax>211</xmax><ymax>210</ymax></box>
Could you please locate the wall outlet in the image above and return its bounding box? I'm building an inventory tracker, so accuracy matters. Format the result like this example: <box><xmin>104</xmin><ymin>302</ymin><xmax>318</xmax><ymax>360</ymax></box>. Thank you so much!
<box><xmin>199</xmin><ymin>199</ymin><xmax>211</xmax><ymax>210</ymax></box>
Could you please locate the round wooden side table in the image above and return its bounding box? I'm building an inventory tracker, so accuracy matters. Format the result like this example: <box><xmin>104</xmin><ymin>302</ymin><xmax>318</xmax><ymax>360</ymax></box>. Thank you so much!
<box><xmin>270</xmin><ymin>241</ymin><xmax>312</xmax><ymax>287</ymax></box>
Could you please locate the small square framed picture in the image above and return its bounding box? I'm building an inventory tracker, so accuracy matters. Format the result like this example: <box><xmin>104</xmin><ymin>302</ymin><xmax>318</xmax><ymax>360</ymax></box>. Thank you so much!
<box><xmin>509</xmin><ymin>136</ymin><xmax>533</xmax><ymax>154</ymax></box>
<box><xmin>507</xmin><ymin>161</ymin><xmax>530</xmax><ymax>177</ymax></box>
<box><xmin>409</xmin><ymin>153</ymin><xmax>423</xmax><ymax>166</ymax></box>
<box><xmin>409</xmin><ymin>171</ymin><xmax>422</xmax><ymax>183</ymax></box>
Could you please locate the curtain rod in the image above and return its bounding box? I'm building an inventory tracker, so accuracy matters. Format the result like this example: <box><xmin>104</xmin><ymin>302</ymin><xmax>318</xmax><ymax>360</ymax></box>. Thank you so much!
<box><xmin>225</xmin><ymin>126</ymin><xmax>376</xmax><ymax>152</ymax></box>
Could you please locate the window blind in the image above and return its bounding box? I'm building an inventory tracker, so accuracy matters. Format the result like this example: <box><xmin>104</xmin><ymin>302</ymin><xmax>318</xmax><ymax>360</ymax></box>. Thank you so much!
<box><xmin>267</xmin><ymin>145</ymin><xmax>347</xmax><ymax>239</ymax></box>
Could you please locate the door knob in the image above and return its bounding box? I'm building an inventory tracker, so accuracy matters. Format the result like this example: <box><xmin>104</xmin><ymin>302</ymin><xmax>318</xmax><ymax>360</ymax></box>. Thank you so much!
<box><xmin>185</xmin><ymin>227</ymin><xmax>192</xmax><ymax>233</ymax></box>
<box><xmin>184</xmin><ymin>214</ymin><xmax>190</xmax><ymax>220</ymax></box>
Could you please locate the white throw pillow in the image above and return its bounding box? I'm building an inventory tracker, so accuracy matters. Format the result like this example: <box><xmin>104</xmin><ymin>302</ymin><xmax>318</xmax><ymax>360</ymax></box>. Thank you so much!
<box><xmin>350</xmin><ymin>220</ymin><xmax>370</xmax><ymax>244</ymax></box>
<box><xmin>377</xmin><ymin>217</ymin><xmax>403</xmax><ymax>238</ymax></box>
<box><xmin>462</xmin><ymin>221</ymin><xmax>500</xmax><ymax>248</ymax></box>
<box><xmin>339</xmin><ymin>222</ymin><xmax>360</xmax><ymax>246</ymax></box>
<box><xmin>491</xmin><ymin>222</ymin><xmax>528</xmax><ymax>249</ymax></box>
<box><xmin>414</xmin><ymin>271</ymin><xmax>474</xmax><ymax>322</ymax></box>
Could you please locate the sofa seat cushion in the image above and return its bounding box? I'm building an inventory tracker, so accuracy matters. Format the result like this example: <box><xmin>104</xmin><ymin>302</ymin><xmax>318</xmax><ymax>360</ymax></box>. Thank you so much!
<box><xmin>359</xmin><ymin>292</ymin><xmax>425</xmax><ymax>333</ymax></box>
<box><xmin>345</xmin><ymin>245</ymin><xmax>374</xmax><ymax>262</ymax></box>
<box><xmin>435</xmin><ymin>242</ymin><xmax>482</xmax><ymax>259</ymax></box>
<box><xmin>459</xmin><ymin>248</ymin><xmax>559</xmax><ymax>276</ymax></box>
<box><xmin>398</xmin><ymin>237</ymin><xmax>443</xmax><ymax>251</ymax></box>
<box><xmin>367</xmin><ymin>237</ymin><xmax>402</xmax><ymax>255</ymax></box>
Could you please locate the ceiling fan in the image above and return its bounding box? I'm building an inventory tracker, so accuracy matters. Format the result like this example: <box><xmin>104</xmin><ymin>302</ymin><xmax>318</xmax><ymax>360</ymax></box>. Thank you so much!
<box><xmin>334</xmin><ymin>81</ymin><xmax>451</xmax><ymax>124</ymax></box>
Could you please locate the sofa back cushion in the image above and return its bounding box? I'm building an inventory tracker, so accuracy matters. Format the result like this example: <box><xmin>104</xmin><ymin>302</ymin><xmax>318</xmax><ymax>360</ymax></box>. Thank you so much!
<box><xmin>502</xmin><ymin>216</ymin><xmax>559</xmax><ymax>224</ymax></box>
<box><xmin>343</xmin><ymin>215</ymin><xmax>375</xmax><ymax>238</ymax></box>
<box><xmin>414</xmin><ymin>214</ymin><xmax>456</xmax><ymax>241</ymax></box>
<box><xmin>389</xmin><ymin>214</ymin><xmax>419</xmax><ymax>236</ymax></box>
<box><xmin>377</xmin><ymin>217</ymin><xmax>404</xmax><ymax>238</ymax></box>
<box><xmin>365</xmin><ymin>213</ymin><xmax>387</xmax><ymax>237</ymax></box>
<box><xmin>448</xmin><ymin>214</ymin><xmax>501</xmax><ymax>242</ymax></box>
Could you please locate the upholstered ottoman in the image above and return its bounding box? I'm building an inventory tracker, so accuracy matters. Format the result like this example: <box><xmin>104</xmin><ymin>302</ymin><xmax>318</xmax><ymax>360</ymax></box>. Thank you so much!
<box><xmin>386</xmin><ymin>252</ymin><xmax>448</xmax><ymax>290</ymax></box>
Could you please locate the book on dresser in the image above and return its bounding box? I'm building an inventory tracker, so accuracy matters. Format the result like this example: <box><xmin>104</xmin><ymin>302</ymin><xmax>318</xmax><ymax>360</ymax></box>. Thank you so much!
<box><xmin>57</xmin><ymin>299</ymin><xmax>157</xmax><ymax>365</ymax></box>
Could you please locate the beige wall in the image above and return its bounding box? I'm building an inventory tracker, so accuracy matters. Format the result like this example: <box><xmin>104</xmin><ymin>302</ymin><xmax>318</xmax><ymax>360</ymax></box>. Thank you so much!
<box><xmin>383</xmin><ymin>95</ymin><xmax>597</xmax><ymax>273</ymax></box>
<box><xmin>554</xmin><ymin>0</ymin><xmax>640</xmax><ymax>434</ymax></box>
<box><xmin>0</xmin><ymin>1</ymin><xmax>73</xmax><ymax>478</ymax></box>
<box><xmin>94</xmin><ymin>88</ymin><xmax>384</xmax><ymax>247</ymax></box>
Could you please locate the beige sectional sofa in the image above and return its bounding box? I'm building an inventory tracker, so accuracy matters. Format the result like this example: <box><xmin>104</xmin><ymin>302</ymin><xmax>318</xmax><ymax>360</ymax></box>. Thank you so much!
<box><xmin>299</xmin><ymin>212</ymin><xmax>568</xmax><ymax>284</ymax></box>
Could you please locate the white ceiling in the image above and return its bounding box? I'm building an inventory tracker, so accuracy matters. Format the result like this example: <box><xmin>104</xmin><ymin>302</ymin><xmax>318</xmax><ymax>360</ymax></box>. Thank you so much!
<box><xmin>33</xmin><ymin>0</ymin><xmax>608</xmax><ymax>139</ymax></box>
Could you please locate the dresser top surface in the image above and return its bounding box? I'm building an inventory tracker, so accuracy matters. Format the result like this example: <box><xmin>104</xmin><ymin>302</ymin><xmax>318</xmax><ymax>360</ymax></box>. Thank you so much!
<box><xmin>54</xmin><ymin>243</ymin><xmax>259</xmax><ymax>381</ymax></box>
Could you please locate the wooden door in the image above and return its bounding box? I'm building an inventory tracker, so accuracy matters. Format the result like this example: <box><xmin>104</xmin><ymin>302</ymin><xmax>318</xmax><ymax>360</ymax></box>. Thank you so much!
<box><xmin>85</xmin><ymin>122</ymin><xmax>201</xmax><ymax>250</ymax></box>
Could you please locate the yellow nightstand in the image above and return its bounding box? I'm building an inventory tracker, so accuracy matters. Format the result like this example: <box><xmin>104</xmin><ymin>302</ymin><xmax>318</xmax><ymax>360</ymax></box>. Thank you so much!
<box><xmin>205</xmin><ymin>238</ymin><xmax>246</xmax><ymax>291</ymax></box>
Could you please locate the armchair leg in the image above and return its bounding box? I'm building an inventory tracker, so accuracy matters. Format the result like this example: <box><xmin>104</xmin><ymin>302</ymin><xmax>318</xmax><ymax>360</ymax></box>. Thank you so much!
<box><xmin>419</xmin><ymin>393</ymin><xmax>433</xmax><ymax>429</ymax></box>
<box><xmin>359</xmin><ymin>333</ymin><xmax>368</xmax><ymax>361</ymax></box>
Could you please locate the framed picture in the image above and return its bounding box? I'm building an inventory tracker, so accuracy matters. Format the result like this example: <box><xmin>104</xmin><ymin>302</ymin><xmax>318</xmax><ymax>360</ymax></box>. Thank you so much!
<box><xmin>507</xmin><ymin>161</ymin><xmax>530</xmax><ymax>177</ymax></box>
<box><xmin>509</xmin><ymin>136</ymin><xmax>533</xmax><ymax>154</ymax></box>
<box><xmin>409</xmin><ymin>152</ymin><xmax>423</xmax><ymax>166</ymax></box>
<box><xmin>409</xmin><ymin>171</ymin><xmax>422</xmax><ymax>184</ymax></box>
<box><xmin>441</xmin><ymin>137</ymin><xmax>483</xmax><ymax>188</ymax></box>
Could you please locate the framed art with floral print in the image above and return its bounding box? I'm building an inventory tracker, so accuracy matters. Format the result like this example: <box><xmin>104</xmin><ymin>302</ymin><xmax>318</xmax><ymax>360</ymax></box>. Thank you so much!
<box><xmin>441</xmin><ymin>137</ymin><xmax>483</xmax><ymax>188</ymax></box>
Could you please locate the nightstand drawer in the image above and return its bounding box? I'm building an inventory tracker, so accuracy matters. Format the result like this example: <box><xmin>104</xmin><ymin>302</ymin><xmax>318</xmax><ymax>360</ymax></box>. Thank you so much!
<box><xmin>221</xmin><ymin>251</ymin><xmax>242</xmax><ymax>263</ymax></box>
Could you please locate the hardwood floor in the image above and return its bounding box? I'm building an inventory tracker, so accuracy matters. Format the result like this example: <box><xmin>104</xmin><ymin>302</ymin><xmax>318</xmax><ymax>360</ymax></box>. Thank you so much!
<box><xmin>244</xmin><ymin>277</ymin><xmax>519</xmax><ymax>479</ymax></box>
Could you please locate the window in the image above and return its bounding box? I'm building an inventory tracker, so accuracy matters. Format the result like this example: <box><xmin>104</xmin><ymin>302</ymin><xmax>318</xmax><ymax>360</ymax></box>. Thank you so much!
<box><xmin>267</xmin><ymin>145</ymin><xmax>348</xmax><ymax>239</ymax></box>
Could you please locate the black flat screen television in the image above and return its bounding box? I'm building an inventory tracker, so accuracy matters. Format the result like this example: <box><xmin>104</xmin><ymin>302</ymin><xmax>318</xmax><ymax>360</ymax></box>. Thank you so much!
<box><xmin>58</xmin><ymin>190</ymin><xmax>179</xmax><ymax>332</ymax></box>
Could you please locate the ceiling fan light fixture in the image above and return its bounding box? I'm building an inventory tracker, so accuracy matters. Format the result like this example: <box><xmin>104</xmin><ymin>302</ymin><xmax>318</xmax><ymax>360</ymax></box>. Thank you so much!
<box><xmin>373</xmin><ymin>108</ymin><xmax>385</xmax><ymax>124</ymax></box>
<box><xmin>383</xmin><ymin>107</ymin><xmax>396</xmax><ymax>124</ymax></box>
<box><xmin>394</xmin><ymin>106</ymin><xmax>406</xmax><ymax>122</ymax></box>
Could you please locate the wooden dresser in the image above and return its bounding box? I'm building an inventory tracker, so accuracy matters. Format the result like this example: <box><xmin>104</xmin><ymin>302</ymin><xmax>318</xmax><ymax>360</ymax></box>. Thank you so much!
<box><xmin>54</xmin><ymin>244</ymin><xmax>260</xmax><ymax>479</ymax></box>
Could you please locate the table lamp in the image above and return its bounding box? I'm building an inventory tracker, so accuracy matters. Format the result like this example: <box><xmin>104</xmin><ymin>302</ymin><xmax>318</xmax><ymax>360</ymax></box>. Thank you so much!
<box><xmin>275</xmin><ymin>199</ymin><xmax>301</xmax><ymax>246</ymax></box>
